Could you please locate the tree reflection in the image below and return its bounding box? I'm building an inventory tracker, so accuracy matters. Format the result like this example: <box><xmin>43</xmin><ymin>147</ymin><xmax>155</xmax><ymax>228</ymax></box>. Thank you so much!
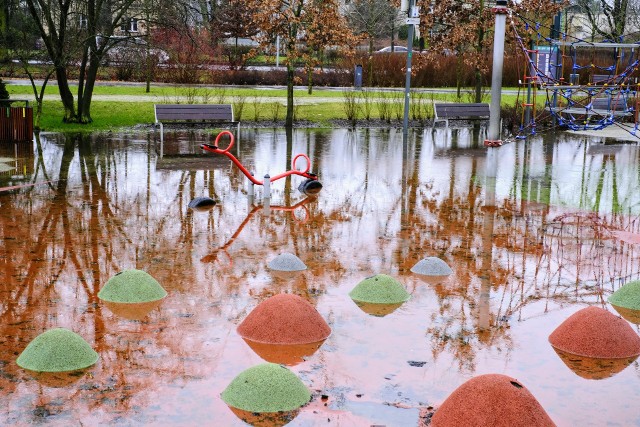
<box><xmin>1</xmin><ymin>128</ymin><xmax>640</xmax><ymax>423</ymax></box>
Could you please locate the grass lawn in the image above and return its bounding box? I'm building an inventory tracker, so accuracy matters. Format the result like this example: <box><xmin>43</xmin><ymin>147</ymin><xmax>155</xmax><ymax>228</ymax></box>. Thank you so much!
<box><xmin>7</xmin><ymin>83</ymin><xmax>533</xmax><ymax>133</ymax></box>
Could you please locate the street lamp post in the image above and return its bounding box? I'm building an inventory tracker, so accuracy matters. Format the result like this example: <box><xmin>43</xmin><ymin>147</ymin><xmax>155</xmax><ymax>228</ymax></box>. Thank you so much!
<box><xmin>402</xmin><ymin>0</ymin><xmax>419</xmax><ymax>147</ymax></box>
<box><xmin>485</xmin><ymin>0</ymin><xmax>508</xmax><ymax>146</ymax></box>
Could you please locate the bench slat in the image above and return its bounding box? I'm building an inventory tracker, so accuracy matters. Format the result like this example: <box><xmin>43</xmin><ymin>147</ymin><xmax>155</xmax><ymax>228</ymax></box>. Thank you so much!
<box><xmin>434</xmin><ymin>103</ymin><xmax>490</xmax><ymax>119</ymax></box>
<box><xmin>155</xmin><ymin>104</ymin><xmax>235</xmax><ymax>122</ymax></box>
<box><xmin>156</xmin><ymin>112</ymin><xmax>234</xmax><ymax>120</ymax></box>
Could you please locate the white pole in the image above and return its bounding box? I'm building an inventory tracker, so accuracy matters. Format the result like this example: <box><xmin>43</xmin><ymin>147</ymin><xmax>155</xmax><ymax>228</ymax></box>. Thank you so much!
<box><xmin>263</xmin><ymin>174</ymin><xmax>271</xmax><ymax>199</ymax></box>
<box><xmin>486</xmin><ymin>0</ymin><xmax>508</xmax><ymax>144</ymax></box>
<box><xmin>247</xmin><ymin>173</ymin><xmax>254</xmax><ymax>196</ymax></box>
<box><xmin>402</xmin><ymin>2</ymin><xmax>417</xmax><ymax>147</ymax></box>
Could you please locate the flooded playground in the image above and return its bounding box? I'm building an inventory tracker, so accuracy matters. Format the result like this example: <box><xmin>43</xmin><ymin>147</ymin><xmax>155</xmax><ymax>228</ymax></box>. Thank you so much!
<box><xmin>0</xmin><ymin>126</ymin><xmax>639</xmax><ymax>426</ymax></box>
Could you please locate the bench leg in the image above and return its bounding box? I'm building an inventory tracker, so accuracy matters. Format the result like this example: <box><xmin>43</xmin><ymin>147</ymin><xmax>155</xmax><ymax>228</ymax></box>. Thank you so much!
<box><xmin>159</xmin><ymin>122</ymin><xmax>164</xmax><ymax>159</ymax></box>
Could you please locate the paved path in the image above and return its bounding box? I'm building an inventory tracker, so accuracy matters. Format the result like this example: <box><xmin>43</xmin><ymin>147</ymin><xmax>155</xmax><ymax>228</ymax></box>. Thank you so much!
<box><xmin>5</xmin><ymin>78</ymin><xmax>521</xmax><ymax>106</ymax></box>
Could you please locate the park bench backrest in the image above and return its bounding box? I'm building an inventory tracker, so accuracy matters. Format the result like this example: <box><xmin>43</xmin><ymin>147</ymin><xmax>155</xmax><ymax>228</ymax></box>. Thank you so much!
<box><xmin>155</xmin><ymin>104</ymin><xmax>234</xmax><ymax>123</ymax></box>
<box><xmin>434</xmin><ymin>103</ymin><xmax>491</xmax><ymax>120</ymax></box>
<box><xmin>592</xmin><ymin>74</ymin><xmax>612</xmax><ymax>84</ymax></box>
<box><xmin>591</xmin><ymin>96</ymin><xmax>630</xmax><ymax>111</ymax></box>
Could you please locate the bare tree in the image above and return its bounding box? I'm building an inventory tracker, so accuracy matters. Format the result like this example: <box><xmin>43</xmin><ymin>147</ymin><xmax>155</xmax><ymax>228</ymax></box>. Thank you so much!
<box><xmin>345</xmin><ymin>0</ymin><xmax>401</xmax><ymax>54</ymax></box>
<box><xmin>573</xmin><ymin>0</ymin><xmax>631</xmax><ymax>40</ymax></box>
<box><xmin>23</xmin><ymin>0</ymin><xmax>138</xmax><ymax>123</ymax></box>
<box><xmin>246</xmin><ymin>0</ymin><xmax>357</xmax><ymax>127</ymax></box>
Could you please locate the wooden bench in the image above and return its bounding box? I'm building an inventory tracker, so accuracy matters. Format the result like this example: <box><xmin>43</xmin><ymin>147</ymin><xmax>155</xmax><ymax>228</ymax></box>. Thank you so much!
<box><xmin>154</xmin><ymin>104</ymin><xmax>240</xmax><ymax>145</ymax></box>
<box><xmin>433</xmin><ymin>103</ymin><xmax>490</xmax><ymax>127</ymax></box>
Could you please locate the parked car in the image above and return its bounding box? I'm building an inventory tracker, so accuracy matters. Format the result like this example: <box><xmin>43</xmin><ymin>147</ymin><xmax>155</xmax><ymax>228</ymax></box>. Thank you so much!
<box><xmin>102</xmin><ymin>37</ymin><xmax>169</xmax><ymax>66</ymax></box>
<box><xmin>376</xmin><ymin>46</ymin><xmax>409</xmax><ymax>53</ymax></box>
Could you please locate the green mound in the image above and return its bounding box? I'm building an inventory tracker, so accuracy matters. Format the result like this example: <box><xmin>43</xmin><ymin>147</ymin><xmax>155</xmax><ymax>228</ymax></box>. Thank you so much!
<box><xmin>17</xmin><ymin>328</ymin><xmax>99</xmax><ymax>372</ymax></box>
<box><xmin>349</xmin><ymin>274</ymin><xmax>410</xmax><ymax>304</ymax></box>
<box><xmin>609</xmin><ymin>280</ymin><xmax>640</xmax><ymax>310</ymax></box>
<box><xmin>221</xmin><ymin>363</ymin><xmax>311</xmax><ymax>413</ymax></box>
<box><xmin>98</xmin><ymin>269</ymin><xmax>167</xmax><ymax>303</ymax></box>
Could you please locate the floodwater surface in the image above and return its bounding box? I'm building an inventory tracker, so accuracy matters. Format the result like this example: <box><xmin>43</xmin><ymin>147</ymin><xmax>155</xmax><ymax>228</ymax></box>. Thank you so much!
<box><xmin>0</xmin><ymin>127</ymin><xmax>639</xmax><ymax>426</ymax></box>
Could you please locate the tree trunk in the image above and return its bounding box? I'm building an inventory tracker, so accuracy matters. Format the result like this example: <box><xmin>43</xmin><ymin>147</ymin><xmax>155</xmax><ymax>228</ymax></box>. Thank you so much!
<box><xmin>0</xmin><ymin>3</ymin><xmax>6</xmax><ymax>61</ymax></box>
<box><xmin>474</xmin><ymin>67</ymin><xmax>482</xmax><ymax>103</ymax></box>
<box><xmin>55</xmin><ymin>67</ymin><xmax>77</xmax><ymax>122</ymax></box>
<box><xmin>78</xmin><ymin>60</ymin><xmax>100</xmax><ymax>123</ymax></box>
<box><xmin>368</xmin><ymin>37</ymin><xmax>374</xmax><ymax>87</ymax></box>
<box><xmin>286</xmin><ymin>65</ymin><xmax>294</xmax><ymax>127</ymax></box>
<box><xmin>456</xmin><ymin>55</ymin><xmax>462</xmax><ymax>99</ymax></box>
<box><xmin>475</xmin><ymin>20</ymin><xmax>485</xmax><ymax>103</ymax></box>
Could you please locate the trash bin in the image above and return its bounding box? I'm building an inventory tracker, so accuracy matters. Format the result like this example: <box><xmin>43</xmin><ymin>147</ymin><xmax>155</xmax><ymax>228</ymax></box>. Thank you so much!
<box><xmin>354</xmin><ymin>64</ymin><xmax>363</xmax><ymax>89</ymax></box>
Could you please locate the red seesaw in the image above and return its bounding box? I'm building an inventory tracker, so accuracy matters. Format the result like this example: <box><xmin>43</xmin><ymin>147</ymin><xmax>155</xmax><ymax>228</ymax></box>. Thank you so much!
<box><xmin>200</xmin><ymin>131</ymin><xmax>321</xmax><ymax>196</ymax></box>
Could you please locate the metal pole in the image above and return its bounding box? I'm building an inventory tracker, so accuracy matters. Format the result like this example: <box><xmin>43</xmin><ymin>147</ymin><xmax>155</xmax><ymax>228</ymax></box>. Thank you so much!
<box><xmin>402</xmin><ymin>0</ymin><xmax>416</xmax><ymax>147</ymax></box>
<box><xmin>485</xmin><ymin>0</ymin><xmax>508</xmax><ymax>145</ymax></box>
<box><xmin>276</xmin><ymin>36</ymin><xmax>280</xmax><ymax>68</ymax></box>
<box><xmin>263</xmin><ymin>174</ymin><xmax>271</xmax><ymax>199</ymax></box>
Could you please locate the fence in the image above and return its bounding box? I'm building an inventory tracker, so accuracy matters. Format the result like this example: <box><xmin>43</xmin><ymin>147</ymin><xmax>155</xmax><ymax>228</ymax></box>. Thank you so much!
<box><xmin>0</xmin><ymin>100</ymin><xmax>33</xmax><ymax>142</ymax></box>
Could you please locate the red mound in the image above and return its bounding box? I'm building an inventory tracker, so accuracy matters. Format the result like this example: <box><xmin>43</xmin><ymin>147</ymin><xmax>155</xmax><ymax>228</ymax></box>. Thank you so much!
<box><xmin>237</xmin><ymin>294</ymin><xmax>331</xmax><ymax>345</ymax></box>
<box><xmin>431</xmin><ymin>374</ymin><xmax>555</xmax><ymax>427</ymax></box>
<box><xmin>548</xmin><ymin>306</ymin><xmax>640</xmax><ymax>358</ymax></box>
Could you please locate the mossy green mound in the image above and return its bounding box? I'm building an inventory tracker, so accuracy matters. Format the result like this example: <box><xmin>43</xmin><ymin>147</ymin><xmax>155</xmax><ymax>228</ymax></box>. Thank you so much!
<box><xmin>349</xmin><ymin>274</ymin><xmax>410</xmax><ymax>304</ymax></box>
<box><xmin>16</xmin><ymin>328</ymin><xmax>99</xmax><ymax>372</ymax></box>
<box><xmin>221</xmin><ymin>363</ymin><xmax>311</xmax><ymax>413</ymax></box>
<box><xmin>98</xmin><ymin>269</ymin><xmax>167</xmax><ymax>303</ymax></box>
<box><xmin>609</xmin><ymin>280</ymin><xmax>640</xmax><ymax>310</ymax></box>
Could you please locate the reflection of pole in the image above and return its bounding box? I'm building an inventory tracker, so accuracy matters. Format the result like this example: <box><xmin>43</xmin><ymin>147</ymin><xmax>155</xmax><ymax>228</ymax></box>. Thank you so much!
<box><xmin>402</xmin><ymin>0</ymin><xmax>416</xmax><ymax>148</ymax></box>
<box><xmin>486</xmin><ymin>0</ymin><xmax>508</xmax><ymax>144</ymax></box>
<box><xmin>479</xmin><ymin>158</ymin><xmax>497</xmax><ymax>333</ymax></box>
<box><xmin>479</xmin><ymin>204</ymin><xmax>495</xmax><ymax>331</ymax></box>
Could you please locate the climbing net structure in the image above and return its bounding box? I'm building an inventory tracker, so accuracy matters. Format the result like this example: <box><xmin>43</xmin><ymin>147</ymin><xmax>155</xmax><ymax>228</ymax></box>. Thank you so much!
<box><xmin>511</xmin><ymin>13</ymin><xmax>640</xmax><ymax>138</ymax></box>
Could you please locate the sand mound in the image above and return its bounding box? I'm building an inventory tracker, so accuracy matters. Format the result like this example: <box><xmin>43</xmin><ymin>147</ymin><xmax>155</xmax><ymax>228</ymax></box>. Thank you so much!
<box><xmin>430</xmin><ymin>374</ymin><xmax>555</xmax><ymax>427</ymax></box>
<box><xmin>349</xmin><ymin>274</ymin><xmax>410</xmax><ymax>304</ymax></box>
<box><xmin>267</xmin><ymin>253</ymin><xmax>307</xmax><ymax>272</ymax></box>
<box><xmin>17</xmin><ymin>328</ymin><xmax>99</xmax><ymax>372</ymax></box>
<box><xmin>410</xmin><ymin>257</ymin><xmax>453</xmax><ymax>276</ymax></box>
<box><xmin>548</xmin><ymin>306</ymin><xmax>640</xmax><ymax>358</ymax></box>
<box><xmin>221</xmin><ymin>363</ymin><xmax>311</xmax><ymax>413</ymax></box>
<box><xmin>608</xmin><ymin>280</ymin><xmax>640</xmax><ymax>310</ymax></box>
<box><xmin>237</xmin><ymin>293</ymin><xmax>330</xmax><ymax>344</ymax></box>
<box><xmin>98</xmin><ymin>269</ymin><xmax>167</xmax><ymax>303</ymax></box>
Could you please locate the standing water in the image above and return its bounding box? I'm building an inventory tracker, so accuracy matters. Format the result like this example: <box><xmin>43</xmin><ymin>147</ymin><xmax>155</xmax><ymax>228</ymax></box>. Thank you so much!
<box><xmin>0</xmin><ymin>127</ymin><xmax>639</xmax><ymax>426</ymax></box>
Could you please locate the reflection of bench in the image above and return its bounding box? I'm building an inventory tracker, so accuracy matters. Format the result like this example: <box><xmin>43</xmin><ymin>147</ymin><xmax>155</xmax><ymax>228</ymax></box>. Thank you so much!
<box><xmin>154</xmin><ymin>104</ymin><xmax>239</xmax><ymax>144</ymax></box>
<box><xmin>433</xmin><ymin>103</ymin><xmax>490</xmax><ymax>127</ymax></box>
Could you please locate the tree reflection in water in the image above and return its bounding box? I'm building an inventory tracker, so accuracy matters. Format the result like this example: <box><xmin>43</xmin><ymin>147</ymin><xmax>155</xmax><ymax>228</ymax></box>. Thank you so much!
<box><xmin>0</xmin><ymin>128</ymin><xmax>639</xmax><ymax>425</ymax></box>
